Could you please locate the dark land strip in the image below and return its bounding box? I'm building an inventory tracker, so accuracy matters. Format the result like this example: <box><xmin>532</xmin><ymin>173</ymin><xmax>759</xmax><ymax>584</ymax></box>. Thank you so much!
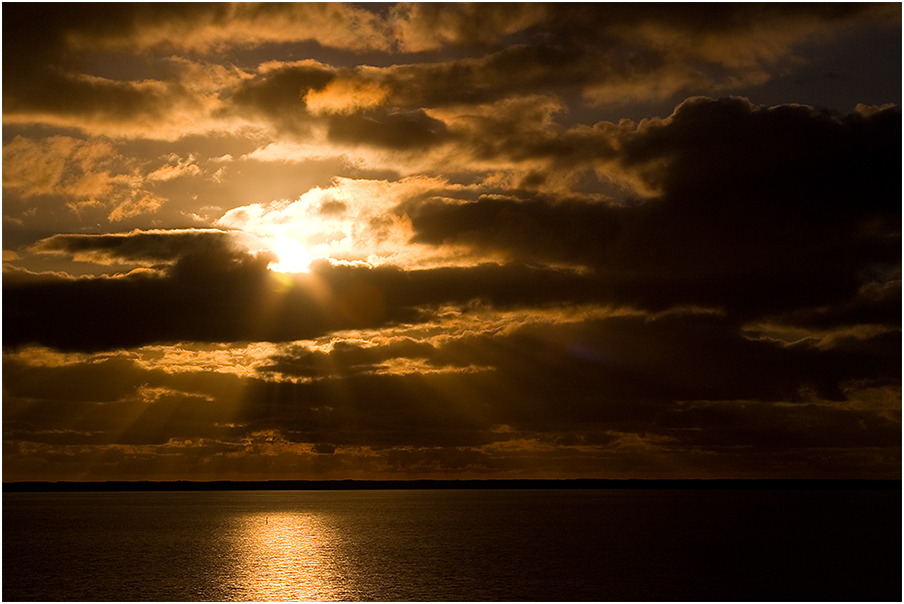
<box><xmin>3</xmin><ymin>478</ymin><xmax>900</xmax><ymax>492</ymax></box>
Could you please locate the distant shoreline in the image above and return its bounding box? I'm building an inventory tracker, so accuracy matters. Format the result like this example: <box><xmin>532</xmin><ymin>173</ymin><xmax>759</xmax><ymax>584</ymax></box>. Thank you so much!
<box><xmin>3</xmin><ymin>478</ymin><xmax>900</xmax><ymax>493</ymax></box>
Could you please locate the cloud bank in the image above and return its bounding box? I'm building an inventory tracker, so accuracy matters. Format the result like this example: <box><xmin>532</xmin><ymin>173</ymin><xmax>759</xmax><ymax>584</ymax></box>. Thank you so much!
<box><xmin>3</xmin><ymin>3</ymin><xmax>900</xmax><ymax>481</ymax></box>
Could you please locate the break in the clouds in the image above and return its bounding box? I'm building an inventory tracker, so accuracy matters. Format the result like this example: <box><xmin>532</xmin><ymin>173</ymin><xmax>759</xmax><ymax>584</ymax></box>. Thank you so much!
<box><xmin>3</xmin><ymin>3</ymin><xmax>901</xmax><ymax>482</ymax></box>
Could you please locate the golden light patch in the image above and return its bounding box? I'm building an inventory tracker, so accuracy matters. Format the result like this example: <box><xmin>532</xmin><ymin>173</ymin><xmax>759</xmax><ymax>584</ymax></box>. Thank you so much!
<box><xmin>217</xmin><ymin>178</ymin><xmax>491</xmax><ymax>270</ymax></box>
<box><xmin>304</xmin><ymin>79</ymin><xmax>389</xmax><ymax>115</ymax></box>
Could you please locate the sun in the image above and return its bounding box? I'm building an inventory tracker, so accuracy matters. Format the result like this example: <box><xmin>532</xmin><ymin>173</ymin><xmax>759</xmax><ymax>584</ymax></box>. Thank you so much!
<box><xmin>268</xmin><ymin>235</ymin><xmax>313</xmax><ymax>273</ymax></box>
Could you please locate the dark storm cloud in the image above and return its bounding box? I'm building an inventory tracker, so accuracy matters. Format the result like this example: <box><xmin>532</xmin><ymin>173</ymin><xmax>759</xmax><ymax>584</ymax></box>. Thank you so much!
<box><xmin>3</xmin><ymin>243</ymin><xmax>600</xmax><ymax>351</ymax></box>
<box><xmin>236</xmin><ymin>373</ymin><xmax>498</xmax><ymax>449</ymax></box>
<box><xmin>206</xmin><ymin>312</ymin><xmax>898</xmax><ymax>476</ymax></box>
<box><xmin>770</xmin><ymin>279</ymin><xmax>902</xmax><ymax>331</ymax></box>
<box><xmin>258</xmin><ymin>311</ymin><xmax>898</xmax><ymax>419</ymax></box>
<box><xmin>3</xmin><ymin>348</ymin><xmax>247</xmax><ymax>447</ymax></box>
<box><xmin>420</xmin><ymin>314</ymin><xmax>900</xmax><ymax>426</ymax></box>
<box><xmin>656</xmin><ymin>399</ymin><xmax>902</xmax><ymax>451</ymax></box>
<box><xmin>406</xmin><ymin>194</ymin><xmax>624</xmax><ymax>268</ymax></box>
<box><xmin>378</xmin><ymin>44</ymin><xmax>596</xmax><ymax>108</ymax></box>
<box><xmin>258</xmin><ymin>338</ymin><xmax>439</xmax><ymax>378</ymax></box>
<box><xmin>3</xmin><ymin>354</ymin><xmax>153</xmax><ymax>404</ymax></box>
<box><xmin>618</xmin><ymin>98</ymin><xmax>899</xmax><ymax>215</ymax></box>
<box><xmin>409</xmin><ymin>99</ymin><xmax>901</xmax><ymax>321</ymax></box>
<box><xmin>325</xmin><ymin>108</ymin><xmax>449</xmax><ymax>150</ymax></box>
<box><xmin>609</xmin><ymin>98</ymin><xmax>901</xmax><ymax>320</ymax></box>
<box><xmin>3</xmin><ymin>309</ymin><xmax>898</xmax><ymax>477</ymax></box>
<box><xmin>30</xmin><ymin>229</ymin><xmax>240</xmax><ymax>266</ymax></box>
<box><xmin>3</xmin><ymin>392</ymin><xmax>243</xmax><ymax>448</ymax></box>
<box><xmin>5</xmin><ymin>244</ymin><xmax>279</xmax><ymax>351</ymax></box>
<box><xmin>228</xmin><ymin>61</ymin><xmax>336</xmax><ymax>134</ymax></box>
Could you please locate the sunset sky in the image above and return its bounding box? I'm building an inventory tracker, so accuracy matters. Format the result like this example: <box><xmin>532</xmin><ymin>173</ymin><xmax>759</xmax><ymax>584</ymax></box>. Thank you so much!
<box><xmin>3</xmin><ymin>3</ymin><xmax>901</xmax><ymax>482</ymax></box>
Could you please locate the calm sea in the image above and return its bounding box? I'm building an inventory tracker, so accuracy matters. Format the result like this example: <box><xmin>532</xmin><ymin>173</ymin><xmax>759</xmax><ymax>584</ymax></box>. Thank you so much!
<box><xmin>3</xmin><ymin>488</ymin><xmax>900</xmax><ymax>601</ymax></box>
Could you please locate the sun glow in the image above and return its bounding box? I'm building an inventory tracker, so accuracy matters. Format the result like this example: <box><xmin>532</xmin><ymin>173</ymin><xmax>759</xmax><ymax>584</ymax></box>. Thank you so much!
<box><xmin>269</xmin><ymin>235</ymin><xmax>313</xmax><ymax>273</ymax></box>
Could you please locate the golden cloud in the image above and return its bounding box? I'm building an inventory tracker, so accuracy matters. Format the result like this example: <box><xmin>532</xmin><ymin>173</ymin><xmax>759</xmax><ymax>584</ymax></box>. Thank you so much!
<box><xmin>305</xmin><ymin>79</ymin><xmax>390</xmax><ymax>115</ymax></box>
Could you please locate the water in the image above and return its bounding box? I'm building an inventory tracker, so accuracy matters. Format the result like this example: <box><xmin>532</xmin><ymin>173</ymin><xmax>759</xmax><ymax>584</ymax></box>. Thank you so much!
<box><xmin>3</xmin><ymin>488</ymin><xmax>900</xmax><ymax>601</ymax></box>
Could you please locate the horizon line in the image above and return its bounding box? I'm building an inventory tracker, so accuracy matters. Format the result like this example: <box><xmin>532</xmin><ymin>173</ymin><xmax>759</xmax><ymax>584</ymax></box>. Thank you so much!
<box><xmin>4</xmin><ymin>478</ymin><xmax>900</xmax><ymax>493</ymax></box>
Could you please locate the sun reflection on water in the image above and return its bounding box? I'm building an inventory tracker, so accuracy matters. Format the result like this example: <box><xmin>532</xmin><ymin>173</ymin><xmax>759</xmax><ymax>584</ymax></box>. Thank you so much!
<box><xmin>224</xmin><ymin>510</ymin><xmax>352</xmax><ymax>601</ymax></box>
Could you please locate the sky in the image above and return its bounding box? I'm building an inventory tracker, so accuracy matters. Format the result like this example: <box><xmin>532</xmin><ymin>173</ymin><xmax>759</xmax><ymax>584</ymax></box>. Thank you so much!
<box><xmin>2</xmin><ymin>3</ymin><xmax>901</xmax><ymax>482</ymax></box>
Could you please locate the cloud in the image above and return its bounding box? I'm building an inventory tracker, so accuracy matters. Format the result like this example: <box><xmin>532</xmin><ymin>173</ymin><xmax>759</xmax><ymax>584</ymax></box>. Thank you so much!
<box><xmin>59</xmin><ymin>3</ymin><xmax>392</xmax><ymax>54</ymax></box>
<box><xmin>3</xmin><ymin>244</ymin><xmax>610</xmax><ymax>353</ymax></box>
<box><xmin>6</xmin><ymin>3</ymin><xmax>896</xmax><ymax>142</ymax></box>
<box><xmin>2</xmin><ymin>136</ymin><xmax>135</xmax><ymax>198</ymax></box>
<box><xmin>227</xmin><ymin>60</ymin><xmax>336</xmax><ymax>136</ymax></box>
<box><xmin>7</xmin><ymin>99</ymin><xmax>899</xmax><ymax>354</ymax></box>
<box><xmin>388</xmin><ymin>3</ymin><xmax>549</xmax><ymax>52</ymax></box>
<box><xmin>406</xmin><ymin>194</ymin><xmax>624</xmax><ymax>270</ymax></box>
<box><xmin>8</xmin><ymin>99</ymin><xmax>900</xmax><ymax>352</ymax></box>
<box><xmin>4</xmin><ymin>307</ymin><xmax>898</xmax><ymax>478</ymax></box>
<box><xmin>305</xmin><ymin>79</ymin><xmax>391</xmax><ymax>115</ymax></box>
<box><xmin>656</xmin><ymin>397</ymin><xmax>902</xmax><ymax>451</ymax></box>
<box><xmin>215</xmin><ymin>177</ymin><xmax>481</xmax><ymax>268</ymax></box>
<box><xmin>325</xmin><ymin>108</ymin><xmax>449</xmax><ymax>150</ymax></box>
<box><xmin>387</xmin><ymin>3</ymin><xmax>896</xmax><ymax>62</ymax></box>
<box><xmin>2</xmin><ymin>4</ymin><xmax>900</xmax><ymax>482</ymax></box>
<box><xmin>227</xmin><ymin>61</ymin><xmax>451</xmax><ymax>153</ymax></box>
<box><xmin>3</xmin><ymin>6</ymin><xmax>254</xmax><ymax>139</ymax></box>
<box><xmin>213</xmin><ymin>312</ymin><xmax>894</xmax><ymax>472</ymax></box>
<box><xmin>106</xmin><ymin>194</ymin><xmax>164</xmax><ymax>222</ymax></box>
<box><xmin>407</xmin><ymin>99</ymin><xmax>901</xmax><ymax>319</ymax></box>
<box><xmin>257</xmin><ymin>337</ymin><xmax>476</xmax><ymax>380</ymax></box>
<box><xmin>7</xmin><ymin>245</ymin><xmax>898</xmax><ymax>410</ymax></box>
<box><xmin>3</xmin><ymin>69</ymin><xmax>204</xmax><ymax>140</ymax></box>
<box><xmin>227</xmin><ymin>87</ymin><xmax>624</xmax><ymax>187</ymax></box>
<box><xmin>210</xmin><ymin>2</ymin><xmax>890</xmax><ymax>140</ymax></box>
<box><xmin>2</xmin><ymin>137</ymin><xmax>207</xmax><ymax>223</ymax></box>
<box><xmin>146</xmin><ymin>154</ymin><xmax>202</xmax><ymax>182</ymax></box>
<box><xmin>29</xmin><ymin>229</ymin><xmax>242</xmax><ymax>267</ymax></box>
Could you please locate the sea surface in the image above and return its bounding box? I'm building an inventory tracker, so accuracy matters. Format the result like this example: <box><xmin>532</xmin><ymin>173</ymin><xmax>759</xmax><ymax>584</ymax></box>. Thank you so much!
<box><xmin>3</xmin><ymin>488</ymin><xmax>900</xmax><ymax>601</ymax></box>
